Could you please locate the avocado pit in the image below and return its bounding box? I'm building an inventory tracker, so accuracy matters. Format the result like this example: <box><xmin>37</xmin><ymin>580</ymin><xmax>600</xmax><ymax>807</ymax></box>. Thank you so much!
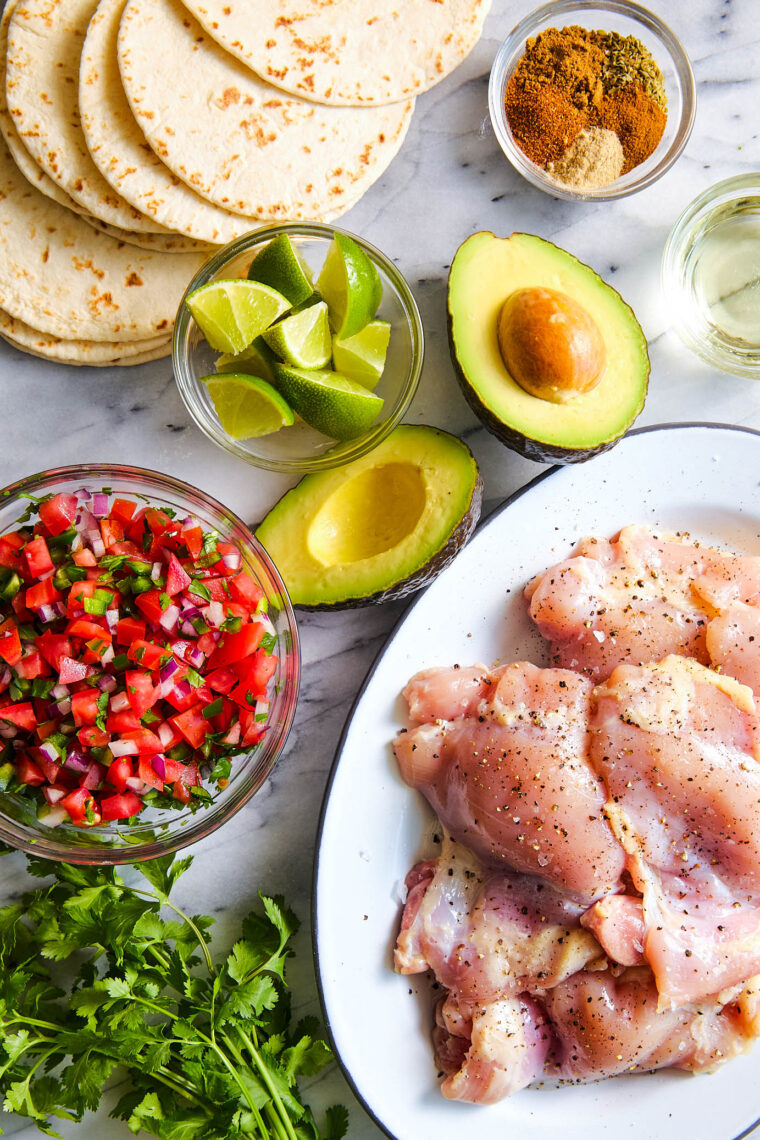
<box><xmin>497</xmin><ymin>286</ymin><xmax>607</xmax><ymax>404</ymax></box>
<box><xmin>307</xmin><ymin>463</ymin><xmax>427</xmax><ymax>565</ymax></box>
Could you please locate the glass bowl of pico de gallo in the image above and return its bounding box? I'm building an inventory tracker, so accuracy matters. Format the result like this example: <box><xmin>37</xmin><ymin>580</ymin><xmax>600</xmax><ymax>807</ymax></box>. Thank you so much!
<box><xmin>0</xmin><ymin>463</ymin><xmax>299</xmax><ymax>863</ymax></box>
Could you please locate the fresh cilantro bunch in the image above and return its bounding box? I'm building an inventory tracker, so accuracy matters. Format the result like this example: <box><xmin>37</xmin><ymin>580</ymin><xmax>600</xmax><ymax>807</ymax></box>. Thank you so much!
<box><xmin>0</xmin><ymin>852</ymin><xmax>347</xmax><ymax>1139</ymax></box>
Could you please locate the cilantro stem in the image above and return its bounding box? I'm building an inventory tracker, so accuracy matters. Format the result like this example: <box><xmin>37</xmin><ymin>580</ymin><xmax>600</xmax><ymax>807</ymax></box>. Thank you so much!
<box><xmin>233</xmin><ymin>1026</ymin><xmax>300</xmax><ymax>1140</ymax></box>
<box><xmin>127</xmin><ymin>885</ymin><xmax>216</xmax><ymax>975</ymax></box>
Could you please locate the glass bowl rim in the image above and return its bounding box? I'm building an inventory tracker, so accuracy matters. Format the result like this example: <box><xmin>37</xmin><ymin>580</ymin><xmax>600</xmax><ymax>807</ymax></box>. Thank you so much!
<box><xmin>487</xmin><ymin>0</ymin><xmax>697</xmax><ymax>202</ymax></box>
<box><xmin>0</xmin><ymin>461</ymin><xmax>301</xmax><ymax>864</ymax></box>
<box><xmin>662</xmin><ymin>172</ymin><xmax>760</xmax><ymax>378</ymax></box>
<box><xmin>173</xmin><ymin>220</ymin><xmax>425</xmax><ymax>475</ymax></box>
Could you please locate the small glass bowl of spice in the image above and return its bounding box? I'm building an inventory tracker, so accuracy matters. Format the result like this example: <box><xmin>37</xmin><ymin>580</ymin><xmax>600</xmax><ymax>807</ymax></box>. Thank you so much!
<box><xmin>489</xmin><ymin>0</ymin><xmax>695</xmax><ymax>201</ymax></box>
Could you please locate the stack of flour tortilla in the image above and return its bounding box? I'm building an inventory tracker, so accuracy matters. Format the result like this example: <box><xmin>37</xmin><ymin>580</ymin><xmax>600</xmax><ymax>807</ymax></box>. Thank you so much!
<box><xmin>0</xmin><ymin>0</ymin><xmax>491</xmax><ymax>367</ymax></box>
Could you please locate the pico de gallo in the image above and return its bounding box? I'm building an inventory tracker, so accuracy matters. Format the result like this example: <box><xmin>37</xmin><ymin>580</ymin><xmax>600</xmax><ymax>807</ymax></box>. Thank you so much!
<box><xmin>0</xmin><ymin>487</ymin><xmax>279</xmax><ymax>828</ymax></box>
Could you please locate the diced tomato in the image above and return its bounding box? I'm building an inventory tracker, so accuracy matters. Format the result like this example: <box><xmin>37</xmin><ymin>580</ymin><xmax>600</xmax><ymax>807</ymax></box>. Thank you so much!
<box><xmin>207</xmin><ymin>622</ymin><xmax>265</xmax><ymax>669</ymax></box>
<box><xmin>124</xmin><ymin>669</ymin><xmax>157</xmax><ymax>718</ymax></box>
<box><xmin>71</xmin><ymin>689</ymin><xmax>101</xmax><ymax>727</ymax></box>
<box><xmin>109</xmin><ymin>498</ymin><xmax>137</xmax><ymax>525</ymax></box>
<box><xmin>137</xmin><ymin>755</ymin><xmax>165</xmax><ymax>791</ymax></box>
<box><xmin>0</xmin><ymin>620</ymin><xmax>22</xmax><ymax>666</ymax></box>
<box><xmin>100</xmin><ymin>519</ymin><xmax>124</xmax><ymax>549</ymax></box>
<box><xmin>61</xmin><ymin>787</ymin><xmax>100</xmax><ymax>825</ymax></box>
<box><xmin>162</xmin><ymin>757</ymin><xmax>188</xmax><ymax>782</ymax></box>
<box><xmin>100</xmin><ymin>791</ymin><xmax>143</xmax><ymax>820</ymax></box>
<box><xmin>72</xmin><ymin>548</ymin><xmax>97</xmax><ymax>568</ymax></box>
<box><xmin>78</xmin><ymin>726</ymin><xmax>110</xmax><ymax>749</ymax></box>
<box><xmin>0</xmin><ymin>537</ymin><xmax>24</xmax><ymax>574</ymax></box>
<box><xmin>16</xmin><ymin>755</ymin><xmax>45</xmax><ymax>786</ymax></box>
<box><xmin>135</xmin><ymin>589</ymin><xmax>166</xmax><ymax>626</ymax></box>
<box><xmin>165</xmin><ymin>552</ymin><xmax>191</xmax><ymax>596</ymax></box>
<box><xmin>15</xmin><ymin>651</ymin><xmax>49</xmax><ymax>680</ymax></box>
<box><xmin>36</xmin><ymin>632</ymin><xmax>72</xmax><ymax>670</ymax></box>
<box><xmin>23</xmin><ymin>536</ymin><xmax>54</xmax><ymax>578</ymax></box>
<box><xmin>171</xmin><ymin>760</ymin><xmax>200</xmax><ymax>804</ymax></box>
<box><xmin>169</xmin><ymin>704</ymin><xmax>210</xmax><ymax>750</ymax></box>
<box><xmin>108</xmin><ymin>540</ymin><xmax>149</xmax><ymax>563</ymax></box>
<box><xmin>58</xmin><ymin>656</ymin><xmax>89</xmax><ymax>685</ymax></box>
<box><xmin>206</xmin><ymin>667</ymin><xmax>238</xmax><ymax>695</ymax></box>
<box><xmin>122</xmin><ymin>727</ymin><xmax>164</xmax><ymax>755</ymax></box>
<box><xmin>127</xmin><ymin>639</ymin><xmax>171</xmax><ymax>671</ymax></box>
<box><xmin>106</xmin><ymin>757</ymin><xmax>133</xmax><ymax>793</ymax></box>
<box><xmin>116</xmin><ymin>616</ymin><xmax>146</xmax><ymax>646</ymax></box>
<box><xmin>67</xmin><ymin>618</ymin><xmax>111</xmax><ymax>642</ymax></box>
<box><xmin>66</xmin><ymin>579</ymin><xmax>99</xmax><ymax>617</ymax></box>
<box><xmin>39</xmin><ymin>493</ymin><xmax>78</xmax><ymax>537</ymax></box>
<box><xmin>145</xmin><ymin>507</ymin><xmax>176</xmax><ymax>536</ymax></box>
<box><xmin>0</xmin><ymin>702</ymin><xmax>36</xmax><ymax>731</ymax></box>
<box><xmin>182</xmin><ymin>524</ymin><xmax>203</xmax><ymax>560</ymax></box>
<box><xmin>37</xmin><ymin>753</ymin><xmax>62</xmax><ymax>784</ymax></box>
<box><xmin>196</xmin><ymin>632</ymin><xmax>217</xmax><ymax>658</ymax></box>
<box><xmin>229</xmin><ymin>572</ymin><xmax>265</xmax><ymax>610</ymax></box>
<box><xmin>106</xmin><ymin>709</ymin><xmax>141</xmax><ymax>734</ymax></box>
<box><xmin>80</xmin><ymin>760</ymin><xmax>107</xmax><ymax>790</ymax></box>
<box><xmin>25</xmin><ymin>578</ymin><xmax>61</xmax><ymax>611</ymax></box>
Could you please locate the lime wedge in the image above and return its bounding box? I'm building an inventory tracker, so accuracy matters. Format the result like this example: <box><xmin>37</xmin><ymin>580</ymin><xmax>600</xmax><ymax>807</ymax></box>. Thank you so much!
<box><xmin>317</xmin><ymin>233</ymin><xmax>382</xmax><ymax>340</ymax></box>
<box><xmin>186</xmin><ymin>279</ymin><xmax>290</xmax><ymax>354</ymax></box>
<box><xmin>201</xmin><ymin>372</ymin><xmax>294</xmax><ymax>438</ymax></box>
<box><xmin>247</xmin><ymin>234</ymin><xmax>313</xmax><ymax>307</ymax></box>
<box><xmin>332</xmin><ymin>319</ymin><xmax>391</xmax><ymax>389</ymax></box>
<box><xmin>273</xmin><ymin>364</ymin><xmax>383</xmax><ymax>441</ymax></box>
<box><xmin>216</xmin><ymin>337</ymin><xmax>277</xmax><ymax>382</ymax></box>
<box><xmin>262</xmin><ymin>301</ymin><xmax>331</xmax><ymax>369</ymax></box>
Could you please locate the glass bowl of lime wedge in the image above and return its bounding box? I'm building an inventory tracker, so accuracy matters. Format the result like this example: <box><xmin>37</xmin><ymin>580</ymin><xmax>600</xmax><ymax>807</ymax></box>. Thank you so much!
<box><xmin>173</xmin><ymin>223</ymin><xmax>424</xmax><ymax>474</ymax></box>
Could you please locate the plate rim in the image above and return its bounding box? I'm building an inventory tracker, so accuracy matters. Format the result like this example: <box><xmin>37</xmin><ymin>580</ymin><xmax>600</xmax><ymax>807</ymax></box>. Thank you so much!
<box><xmin>312</xmin><ymin>420</ymin><xmax>760</xmax><ymax>1140</ymax></box>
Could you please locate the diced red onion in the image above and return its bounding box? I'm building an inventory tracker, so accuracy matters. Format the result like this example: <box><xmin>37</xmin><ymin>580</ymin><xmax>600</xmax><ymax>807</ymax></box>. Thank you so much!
<box><xmin>38</xmin><ymin>568</ymin><xmax>55</xmax><ymax>582</ymax></box>
<box><xmin>100</xmin><ymin>644</ymin><xmax>115</xmax><ymax>665</ymax></box>
<box><xmin>105</xmin><ymin>609</ymin><xmax>120</xmax><ymax>632</ymax></box>
<box><xmin>202</xmin><ymin>601</ymin><xmax>225</xmax><ymax>628</ymax></box>
<box><xmin>159</xmin><ymin>658</ymin><xmax>179</xmax><ymax>683</ymax></box>
<box><xmin>53</xmin><ymin>697</ymin><xmax>72</xmax><ymax>717</ymax></box>
<box><xmin>51</xmin><ymin>683</ymin><xmax>70</xmax><ymax>699</ymax></box>
<box><xmin>43</xmin><ymin>786</ymin><xmax>66</xmax><ymax>805</ymax></box>
<box><xmin>92</xmin><ymin>535</ymin><xmax>106</xmax><ymax>559</ymax></box>
<box><xmin>151</xmin><ymin>561</ymin><xmax>162</xmax><ymax>581</ymax></box>
<box><xmin>159</xmin><ymin>604</ymin><xmax>180</xmax><ymax>632</ymax></box>
<box><xmin>96</xmin><ymin>673</ymin><xmax>117</xmax><ymax>693</ymax></box>
<box><xmin>81</xmin><ymin>761</ymin><xmax>105</xmax><ymax>790</ymax></box>
<box><xmin>0</xmin><ymin>667</ymin><xmax>10</xmax><ymax>688</ymax></box>
<box><xmin>110</xmin><ymin>739</ymin><xmax>139</xmax><ymax>757</ymax></box>
<box><xmin>151</xmin><ymin>754</ymin><xmax>166</xmax><ymax>780</ymax></box>
<box><xmin>77</xmin><ymin>488</ymin><xmax>92</xmax><ymax>502</ymax></box>
<box><xmin>64</xmin><ymin>749</ymin><xmax>90</xmax><ymax>773</ymax></box>
<box><xmin>210</xmin><ymin>629</ymin><xmax>222</xmax><ymax>643</ymax></box>
<box><xmin>38</xmin><ymin>741</ymin><xmax>60</xmax><ymax>763</ymax></box>
<box><xmin>110</xmin><ymin>691</ymin><xmax>130</xmax><ymax>713</ymax></box>
<box><xmin>182</xmin><ymin>515</ymin><xmax>201</xmax><ymax>529</ymax></box>
<box><xmin>185</xmin><ymin>645</ymin><xmax>205</xmax><ymax>669</ymax></box>
<box><xmin>255</xmin><ymin>699</ymin><xmax>269</xmax><ymax>719</ymax></box>
<box><xmin>221</xmin><ymin>550</ymin><xmax>241</xmax><ymax>571</ymax></box>
<box><xmin>180</xmin><ymin>600</ymin><xmax>202</xmax><ymax>617</ymax></box>
<box><xmin>157</xmin><ymin>723</ymin><xmax>174</xmax><ymax>748</ymax></box>
<box><xmin>172</xmin><ymin>679</ymin><xmax>192</xmax><ymax>700</ymax></box>
<box><xmin>91</xmin><ymin>492</ymin><xmax>109</xmax><ymax>518</ymax></box>
<box><xmin>70</xmin><ymin>533</ymin><xmax>83</xmax><ymax>553</ymax></box>
<box><xmin>180</xmin><ymin>620</ymin><xmax>196</xmax><ymax>638</ymax></box>
<box><xmin>36</xmin><ymin>603</ymin><xmax>58</xmax><ymax>623</ymax></box>
<box><xmin>0</xmin><ymin>724</ymin><xmax>17</xmax><ymax>739</ymax></box>
<box><xmin>171</xmin><ymin>640</ymin><xmax>190</xmax><ymax>662</ymax></box>
<box><xmin>125</xmin><ymin>776</ymin><xmax>149</xmax><ymax>794</ymax></box>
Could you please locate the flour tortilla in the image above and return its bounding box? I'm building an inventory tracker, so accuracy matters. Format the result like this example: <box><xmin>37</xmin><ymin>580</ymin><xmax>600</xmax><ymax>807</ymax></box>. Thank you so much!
<box><xmin>5</xmin><ymin>0</ymin><xmax>175</xmax><ymax>232</ymax></box>
<box><xmin>179</xmin><ymin>0</ymin><xmax>492</xmax><ymax>106</ymax></box>
<box><xmin>118</xmin><ymin>0</ymin><xmax>414</xmax><ymax>220</ymax></box>
<box><xmin>0</xmin><ymin>307</ymin><xmax>171</xmax><ymax>364</ymax></box>
<box><xmin>0</xmin><ymin>135</ymin><xmax>208</xmax><ymax>342</ymax></box>
<box><xmin>0</xmin><ymin>330</ymin><xmax>172</xmax><ymax>365</ymax></box>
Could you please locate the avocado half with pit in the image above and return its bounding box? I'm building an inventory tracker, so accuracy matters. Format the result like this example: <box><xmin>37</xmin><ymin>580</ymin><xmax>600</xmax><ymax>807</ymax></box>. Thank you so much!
<box><xmin>255</xmin><ymin>425</ymin><xmax>482</xmax><ymax>609</ymax></box>
<box><xmin>447</xmin><ymin>232</ymin><xmax>650</xmax><ymax>464</ymax></box>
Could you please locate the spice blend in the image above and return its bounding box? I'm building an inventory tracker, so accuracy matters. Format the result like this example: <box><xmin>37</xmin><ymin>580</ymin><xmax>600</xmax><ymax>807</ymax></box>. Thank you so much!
<box><xmin>505</xmin><ymin>25</ymin><xmax>667</xmax><ymax>190</ymax></box>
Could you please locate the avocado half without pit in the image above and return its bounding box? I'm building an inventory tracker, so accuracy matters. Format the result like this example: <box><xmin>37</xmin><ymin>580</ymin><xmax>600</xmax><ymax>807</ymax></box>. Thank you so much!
<box><xmin>255</xmin><ymin>425</ymin><xmax>482</xmax><ymax>608</ymax></box>
<box><xmin>448</xmin><ymin>232</ymin><xmax>650</xmax><ymax>464</ymax></box>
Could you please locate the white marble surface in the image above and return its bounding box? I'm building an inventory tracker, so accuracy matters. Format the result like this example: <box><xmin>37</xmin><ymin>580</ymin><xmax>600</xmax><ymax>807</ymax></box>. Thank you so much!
<box><xmin>1</xmin><ymin>0</ymin><xmax>760</xmax><ymax>1136</ymax></box>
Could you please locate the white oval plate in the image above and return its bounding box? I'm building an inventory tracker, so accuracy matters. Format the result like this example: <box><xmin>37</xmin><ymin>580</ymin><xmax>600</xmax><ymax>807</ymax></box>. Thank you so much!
<box><xmin>314</xmin><ymin>424</ymin><xmax>760</xmax><ymax>1140</ymax></box>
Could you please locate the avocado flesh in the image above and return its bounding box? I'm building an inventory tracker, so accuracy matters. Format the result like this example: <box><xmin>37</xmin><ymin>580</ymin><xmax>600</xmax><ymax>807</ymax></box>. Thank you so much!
<box><xmin>255</xmin><ymin>425</ymin><xmax>482</xmax><ymax>608</ymax></box>
<box><xmin>448</xmin><ymin>232</ymin><xmax>649</xmax><ymax>463</ymax></box>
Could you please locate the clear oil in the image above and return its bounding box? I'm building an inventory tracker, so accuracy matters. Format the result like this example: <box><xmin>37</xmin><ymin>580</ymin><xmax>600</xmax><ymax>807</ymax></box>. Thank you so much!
<box><xmin>691</xmin><ymin>198</ymin><xmax>760</xmax><ymax>348</ymax></box>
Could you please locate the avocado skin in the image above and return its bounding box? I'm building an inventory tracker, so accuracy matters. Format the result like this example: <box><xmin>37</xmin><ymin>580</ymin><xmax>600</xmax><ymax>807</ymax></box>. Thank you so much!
<box><xmin>447</xmin><ymin>232</ymin><xmax>649</xmax><ymax>465</ymax></box>
<box><xmin>295</xmin><ymin>469</ymin><xmax>483</xmax><ymax>610</ymax></box>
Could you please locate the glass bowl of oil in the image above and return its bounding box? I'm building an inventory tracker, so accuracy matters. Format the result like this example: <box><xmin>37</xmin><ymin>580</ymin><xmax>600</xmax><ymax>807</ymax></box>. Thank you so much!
<box><xmin>663</xmin><ymin>174</ymin><xmax>760</xmax><ymax>377</ymax></box>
